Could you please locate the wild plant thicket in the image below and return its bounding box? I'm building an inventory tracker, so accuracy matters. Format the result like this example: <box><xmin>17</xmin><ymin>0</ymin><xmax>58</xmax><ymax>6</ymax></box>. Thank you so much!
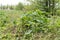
<box><xmin>0</xmin><ymin>0</ymin><xmax>60</xmax><ymax>40</ymax></box>
<box><xmin>0</xmin><ymin>10</ymin><xmax>60</xmax><ymax>40</ymax></box>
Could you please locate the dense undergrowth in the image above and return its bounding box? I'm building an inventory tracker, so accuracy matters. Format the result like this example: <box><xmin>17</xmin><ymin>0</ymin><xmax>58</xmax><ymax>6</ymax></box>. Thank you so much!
<box><xmin>0</xmin><ymin>10</ymin><xmax>60</xmax><ymax>40</ymax></box>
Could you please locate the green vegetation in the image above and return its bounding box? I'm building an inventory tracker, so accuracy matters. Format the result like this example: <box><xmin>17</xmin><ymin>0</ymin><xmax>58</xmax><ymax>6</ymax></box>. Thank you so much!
<box><xmin>0</xmin><ymin>10</ymin><xmax>60</xmax><ymax>40</ymax></box>
<box><xmin>0</xmin><ymin>0</ymin><xmax>60</xmax><ymax>40</ymax></box>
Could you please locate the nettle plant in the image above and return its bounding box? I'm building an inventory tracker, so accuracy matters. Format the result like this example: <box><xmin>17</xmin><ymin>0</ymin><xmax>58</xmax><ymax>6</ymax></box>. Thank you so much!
<box><xmin>20</xmin><ymin>10</ymin><xmax>49</xmax><ymax>34</ymax></box>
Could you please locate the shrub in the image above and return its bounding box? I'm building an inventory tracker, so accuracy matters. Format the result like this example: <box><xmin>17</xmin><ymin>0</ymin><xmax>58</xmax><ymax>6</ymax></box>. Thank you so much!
<box><xmin>21</xmin><ymin>10</ymin><xmax>48</xmax><ymax>33</ymax></box>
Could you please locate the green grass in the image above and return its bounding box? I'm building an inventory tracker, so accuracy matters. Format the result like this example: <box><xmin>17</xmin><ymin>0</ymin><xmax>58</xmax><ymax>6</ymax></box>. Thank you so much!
<box><xmin>0</xmin><ymin>10</ymin><xmax>23</xmax><ymax>40</ymax></box>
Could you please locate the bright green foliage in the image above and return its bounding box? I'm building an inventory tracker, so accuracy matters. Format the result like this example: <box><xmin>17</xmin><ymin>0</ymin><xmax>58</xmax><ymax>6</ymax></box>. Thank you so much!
<box><xmin>21</xmin><ymin>10</ymin><xmax>48</xmax><ymax>33</ymax></box>
<box><xmin>0</xmin><ymin>10</ymin><xmax>60</xmax><ymax>40</ymax></box>
<box><xmin>20</xmin><ymin>10</ymin><xmax>60</xmax><ymax>40</ymax></box>
<box><xmin>0</xmin><ymin>0</ymin><xmax>60</xmax><ymax>40</ymax></box>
